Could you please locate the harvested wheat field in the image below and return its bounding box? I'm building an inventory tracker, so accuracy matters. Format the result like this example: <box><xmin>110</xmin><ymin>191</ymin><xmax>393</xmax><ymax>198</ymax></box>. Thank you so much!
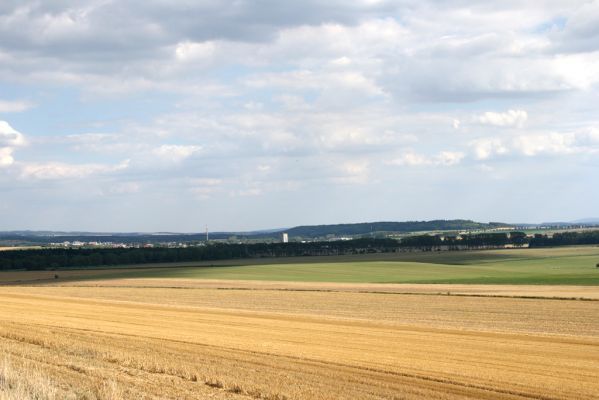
<box><xmin>1</xmin><ymin>281</ymin><xmax>599</xmax><ymax>400</ymax></box>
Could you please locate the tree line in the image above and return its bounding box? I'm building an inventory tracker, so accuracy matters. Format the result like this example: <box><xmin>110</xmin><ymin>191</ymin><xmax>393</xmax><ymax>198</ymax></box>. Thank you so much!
<box><xmin>0</xmin><ymin>239</ymin><xmax>399</xmax><ymax>270</ymax></box>
<box><xmin>528</xmin><ymin>230</ymin><xmax>599</xmax><ymax>247</ymax></box>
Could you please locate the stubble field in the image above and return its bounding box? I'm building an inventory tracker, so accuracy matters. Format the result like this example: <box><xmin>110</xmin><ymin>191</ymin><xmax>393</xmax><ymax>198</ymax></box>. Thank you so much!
<box><xmin>1</xmin><ymin>246</ymin><xmax>599</xmax><ymax>399</ymax></box>
<box><xmin>1</xmin><ymin>282</ymin><xmax>599</xmax><ymax>399</ymax></box>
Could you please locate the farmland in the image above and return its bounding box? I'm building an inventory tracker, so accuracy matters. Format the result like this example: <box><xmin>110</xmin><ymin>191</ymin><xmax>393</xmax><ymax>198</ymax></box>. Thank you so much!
<box><xmin>1</xmin><ymin>246</ymin><xmax>599</xmax><ymax>399</ymax></box>
<box><xmin>128</xmin><ymin>246</ymin><xmax>599</xmax><ymax>284</ymax></box>
<box><xmin>2</xmin><ymin>245</ymin><xmax>598</xmax><ymax>285</ymax></box>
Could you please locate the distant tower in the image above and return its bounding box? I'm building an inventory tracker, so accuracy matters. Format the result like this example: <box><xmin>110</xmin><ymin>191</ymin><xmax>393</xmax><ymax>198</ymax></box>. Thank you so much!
<box><xmin>282</xmin><ymin>233</ymin><xmax>289</xmax><ymax>243</ymax></box>
<box><xmin>206</xmin><ymin>225</ymin><xmax>209</xmax><ymax>242</ymax></box>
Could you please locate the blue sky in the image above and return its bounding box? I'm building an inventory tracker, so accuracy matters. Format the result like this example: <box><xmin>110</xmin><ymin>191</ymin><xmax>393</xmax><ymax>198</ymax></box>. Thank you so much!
<box><xmin>1</xmin><ymin>0</ymin><xmax>598</xmax><ymax>232</ymax></box>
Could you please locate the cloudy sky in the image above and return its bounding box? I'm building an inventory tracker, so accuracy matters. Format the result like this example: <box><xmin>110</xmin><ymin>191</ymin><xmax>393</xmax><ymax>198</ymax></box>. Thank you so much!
<box><xmin>1</xmin><ymin>1</ymin><xmax>598</xmax><ymax>232</ymax></box>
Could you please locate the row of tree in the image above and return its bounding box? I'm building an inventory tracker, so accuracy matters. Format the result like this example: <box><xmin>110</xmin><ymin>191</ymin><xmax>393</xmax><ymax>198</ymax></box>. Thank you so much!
<box><xmin>1</xmin><ymin>231</ymin><xmax>598</xmax><ymax>271</ymax></box>
<box><xmin>528</xmin><ymin>230</ymin><xmax>599</xmax><ymax>247</ymax></box>
<box><xmin>0</xmin><ymin>238</ymin><xmax>399</xmax><ymax>270</ymax></box>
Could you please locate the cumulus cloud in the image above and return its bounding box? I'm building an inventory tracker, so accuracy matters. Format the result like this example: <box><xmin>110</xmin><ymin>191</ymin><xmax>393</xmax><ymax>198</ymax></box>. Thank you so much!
<box><xmin>470</xmin><ymin>129</ymin><xmax>599</xmax><ymax>160</ymax></box>
<box><xmin>0</xmin><ymin>120</ymin><xmax>25</xmax><ymax>146</ymax></box>
<box><xmin>152</xmin><ymin>144</ymin><xmax>202</xmax><ymax>163</ymax></box>
<box><xmin>437</xmin><ymin>151</ymin><xmax>466</xmax><ymax>166</ymax></box>
<box><xmin>0</xmin><ymin>120</ymin><xmax>25</xmax><ymax>167</ymax></box>
<box><xmin>0</xmin><ymin>147</ymin><xmax>14</xmax><ymax>167</ymax></box>
<box><xmin>333</xmin><ymin>160</ymin><xmax>371</xmax><ymax>184</ymax></box>
<box><xmin>470</xmin><ymin>138</ymin><xmax>509</xmax><ymax>160</ymax></box>
<box><xmin>1</xmin><ymin>1</ymin><xmax>599</xmax><ymax>229</ymax></box>
<box><xmin>175</xmin><ymin>41</ymin><xmax>216</xmax><ymax>63</ymax></box>
<box><xmin>512</xmin><ymin>132</ymin><xmax>587</xmax><ymax>156</ymax></box>
<box><xmin>2</xmin><ymin>1</ymin><xmax>597</xmax><ymax>101</ymax></box>
<box><xmin>475</xmin><ymin>110</ymin><xmax>528</xmax><ymax>128</ymax></box>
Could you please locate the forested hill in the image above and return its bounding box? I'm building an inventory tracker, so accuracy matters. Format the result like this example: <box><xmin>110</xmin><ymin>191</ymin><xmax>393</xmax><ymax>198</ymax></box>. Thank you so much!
<box><xmin>286</xmin><ymin>220</ymin><xmax>509</xmax><ymax>238</ymax></box>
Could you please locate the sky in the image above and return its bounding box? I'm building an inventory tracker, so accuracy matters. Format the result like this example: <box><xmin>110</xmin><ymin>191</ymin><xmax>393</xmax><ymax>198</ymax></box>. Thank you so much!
<box><xmin>0</xmin><ymin>0</ymin><xmax>598</xmax><ymax>232</ymax></box>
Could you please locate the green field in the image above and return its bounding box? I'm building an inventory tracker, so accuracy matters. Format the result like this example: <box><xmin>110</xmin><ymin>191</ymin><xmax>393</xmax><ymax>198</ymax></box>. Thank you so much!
<box><xmin>93</xmin><ymin>246</ymin><xmax>599</xmax><ymax>285</ymax></box>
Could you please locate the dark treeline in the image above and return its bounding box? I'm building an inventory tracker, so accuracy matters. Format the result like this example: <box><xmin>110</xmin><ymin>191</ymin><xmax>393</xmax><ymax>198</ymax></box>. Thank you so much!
<box><xmin>529</xmin><ymin>230</ymin><xmax>599</xmax><ymax>247</ymax></box>
<box><xmin>401</xmin><ymin>232</ymin><xmax>522</xmax><ymax>247</ymax></box>
<box><xmin>1</xmin><ymin>231</ymin><xmax>599</xmax><ymax>271</ymax></box>
<box><xmin>0</xmin><ymin>238</ymin><xmax>400</xmax><ymax>271</ymax></box>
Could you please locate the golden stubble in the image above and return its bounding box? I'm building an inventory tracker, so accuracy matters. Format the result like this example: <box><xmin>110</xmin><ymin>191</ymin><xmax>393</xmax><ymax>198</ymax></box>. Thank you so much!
<box><xmin>0</xmin><ymin>283</ymin><xmax>598</xmax><ymax>399</ymax></box>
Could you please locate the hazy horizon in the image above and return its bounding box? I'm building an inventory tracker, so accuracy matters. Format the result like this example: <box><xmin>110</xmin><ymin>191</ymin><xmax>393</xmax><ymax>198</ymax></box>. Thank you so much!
<box><xmin>1</xmin><ymin>1</ymin><xmax>598</xmax><ymax>231</ymax></box>
<box><xmin>3</xmin><ymin>217</ymin><xmax>599</xmax><ymax>234</ymax></box>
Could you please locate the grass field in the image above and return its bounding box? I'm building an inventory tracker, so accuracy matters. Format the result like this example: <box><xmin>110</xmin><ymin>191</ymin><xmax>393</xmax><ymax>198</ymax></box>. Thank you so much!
<box><xmin>149</xmin><ymin>246</ymin><xmax>599</xmax><ymax>284</ymax></box>
<box><xmin>3</xmin><ymin>245</ymin><xmax>597</xmax><ymax>285</ymax></box>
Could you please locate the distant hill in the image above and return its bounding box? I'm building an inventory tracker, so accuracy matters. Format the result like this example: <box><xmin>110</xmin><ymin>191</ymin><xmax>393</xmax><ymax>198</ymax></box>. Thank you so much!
<box><xmin>571</xmin><ymin>218</ymin><xmax>599</xmax><ymax>224</ymax></box>
<box><xmin>0</xmin><ymin>220</ymin><xmax>511</xmax><ymax>244</ymax></box>
<box><xmin>541</xmin><ymin>219</ymin><xmax>599</xmax><ymax>226</ymax></box>
<box><xmin>284</xmin><ymin>220</ymin><xmax>509</xmax><ymax>238</ymax></box>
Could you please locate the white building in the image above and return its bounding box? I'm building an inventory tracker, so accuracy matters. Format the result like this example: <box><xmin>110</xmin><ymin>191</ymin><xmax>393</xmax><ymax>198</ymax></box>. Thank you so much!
<box><xmin>282</xmin><ymin>233</ymin><xmax>289</xmax><ymax>243</ymax></box>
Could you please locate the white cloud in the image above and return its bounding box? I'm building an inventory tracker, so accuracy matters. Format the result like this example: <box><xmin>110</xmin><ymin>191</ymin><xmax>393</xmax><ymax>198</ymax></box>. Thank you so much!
<box><xmin>551</xmin><ymin>52</ymin><xmax>599</xmax><ymax>90</ymax></box>
<box><xmin>0</xmin><ymin>121</ymin><xmax>26</xmax><ymax>167</ymax></box>
<box><xmin>512</xmin><ymin>132</ymin><xmax>576</xmax><ymax>156</ymax></box>
<box><xmin>0</xmin><ymin>1</ymin><xmax>597</xmax><ymax>104</ymax></box>
<box><xmin>388</xmin><ymin>150</ymin><xmax>464</xmax><ymax>167</ymax></box>
<box><xmin>335</xmin><ymin>160</ymin><xmax>370</xmax><ymax>184</ymax></box>
<box><xmin>470</xmin><ymin>138</ymin><xmax>509</xmax><ymax>160</ymax></box>
<box><xmin>152</xmin><ymin>144</ymin><xmax>202</xmax><ymax>163</ymax></box>
<box><xmin>175</xmin><ymin>41</ymin><xmax>216</xmax><ymax>62</ymax></box>
<box><xmin>474</xmin><ymin>109</ymin><xmax>528</xmax><ymax>128</ymax></box>
<box><xmin>527</xmin><ymin>130</ymin><xmax>599</xmax><ymax>156</ymax></box>
<box><xmin>0</xmin><ymin>147</ymin><xmax>14</xmax><ymax>167</ymax></box>
<box><xmin>0</xmin><ymin>121</ymin><xmax>26</xmax><ymax>146</ymax></box>
<box><xmin>391</xmin><ymin>152</ymin><xmax>428</xmax><ymax>166</ymax></box>
<box><xmin>471</xmin><ymin>129</ymin><xmax>599</xmax><ymax>159</ymax></box>
<box><xmin>0</xmin><ymin>100</ymin><xmax>33</xmax><ymax>113</ymax></box>
<box><xmin>2</xmin><ymin>1</ymin><xmax>599</xmax><ymax>230</ymax></box>
<box><xmin>230</xmin><ymin>187</ymin><xmax>262</xmax><ymax>197</ymax></box>
<box><xmin>19</xmin><ymin>159</ymin><xmax>129</xmax><ymax>180</ymax></box>
<box><xmin>65</xmin><ymin>133</ymin><xmax>118</xmax><ymax>144</ymax></box>
<box><xmin>245</xmin><ymin>69</ymin><xmax>385</xmax><ymax>97</ymax></box>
